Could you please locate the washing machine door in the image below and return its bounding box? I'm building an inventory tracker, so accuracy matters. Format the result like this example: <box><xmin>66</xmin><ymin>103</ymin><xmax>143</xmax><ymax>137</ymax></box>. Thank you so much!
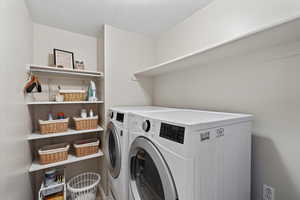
<box><xmin>105</xmin><ymin>122</ymin><xmax>122</xmax><ymax>178</ymax></box>
<box><xmin>129</xmin><ymin>137</ymin><xmax>178</xmax><ymax>200</ymax></box>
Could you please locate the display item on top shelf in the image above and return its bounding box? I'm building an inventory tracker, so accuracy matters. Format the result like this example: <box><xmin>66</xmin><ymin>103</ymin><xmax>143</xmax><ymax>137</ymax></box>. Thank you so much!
<box><xmin>59</xmin><ymin>89</ymin><xmax>86</xmax><ymax>101</ymax></box>
<box><xmin>39</xmin><ymin>118</ymin><xmax>69</xmax><ymax>134</ymax></box>
<box><xmin>73</xmin><ymin>116</ymin><xmax>98</xmax><ymax>130</ymax></box>
<box><xmin>74</xmin><ymin>60</ymin><xmax>85</xmax><ymax>70</ymax></box>
<box><xmin>74</xmin><ymin>138</ymin><xmax>99</xmax><ymax>157</ymax></box>
<box><xmin>39</xmin><ymin>143</ymin><xmax>69</xmax><ymax>165</ymax></box>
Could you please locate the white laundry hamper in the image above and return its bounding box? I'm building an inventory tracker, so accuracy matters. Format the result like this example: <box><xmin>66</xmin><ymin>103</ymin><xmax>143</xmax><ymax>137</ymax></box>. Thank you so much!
<box><xmin>67</xmin><ymin>172</ymin><xmax>101</xmax><ymax>200</ymax></box>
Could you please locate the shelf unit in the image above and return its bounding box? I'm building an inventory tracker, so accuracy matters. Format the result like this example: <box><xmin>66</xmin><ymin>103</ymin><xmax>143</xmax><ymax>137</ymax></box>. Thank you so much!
<box><xmin>28</xmin><ymin>64</ymin><xmax>103</xmax><ymax>78</ymax></box>
<box><xmin>134</xmin><ymin>15</ymin><xmax>300</xmax><ymax>77</ymax></box>
<box><xmin>28</xmin><ymin>126</ymin><xmax>104</xmax><ymax>140</ymax></box>
<box><xmin>27</xmin><ymin>101</ymin><xmax>104</xmax><ymax>105</ymax></box>
<box><xmin>26</xmin><ymin>62</ymin><xmax>106</xmax><ymax>199</ymax></box>
<box><xmin>29</xmin><ymin>151</ymin><xmax>104</xmax><ymax>172</ymax></box>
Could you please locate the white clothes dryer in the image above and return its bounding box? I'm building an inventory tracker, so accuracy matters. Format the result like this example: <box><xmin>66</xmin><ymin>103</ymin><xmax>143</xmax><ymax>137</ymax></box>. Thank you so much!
<box><xmin>128</xmin><ymin>109</ymin><xmax>253</xmax><ymax>200</ymax></box>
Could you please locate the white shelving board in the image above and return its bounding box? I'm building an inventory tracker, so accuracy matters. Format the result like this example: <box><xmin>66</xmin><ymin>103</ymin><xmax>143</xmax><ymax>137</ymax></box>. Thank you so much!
<box><xmin>134</xmin><ymin>15</ymin><xmax>300</xmax><ymax>77</ymax></box>
<box><xmin>28</xmin><ymin>64</ymin><xmax>103</xmax><ymax>78</ymax></box>
<box><xmin>28</xmin><ymin>126</ymin><xmax>104</xmax><ymax>140</ymax></box>
<box><xmin>29</xmin><ymin>151</ymin><xmax>104</xmax><ymax>172</ymax></box>
<box><xmin>27</xmin><ymin>100</ymin><xmax>104</xmax><ymax>105</ymax></box>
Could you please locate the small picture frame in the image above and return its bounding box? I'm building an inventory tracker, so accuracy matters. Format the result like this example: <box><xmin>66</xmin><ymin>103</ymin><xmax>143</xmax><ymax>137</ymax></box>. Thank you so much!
<box><xmin>53</xmin><ymin>49</ymin><xmax>74</xmax><ymax>69</ymax></box>
<box><xmin>74</xmin><ymin>60</ymin><xmax>85</xmax><ymax>70</ymax></box>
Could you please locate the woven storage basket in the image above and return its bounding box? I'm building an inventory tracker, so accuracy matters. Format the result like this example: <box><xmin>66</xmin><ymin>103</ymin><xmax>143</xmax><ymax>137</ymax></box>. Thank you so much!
<box><xmin>59</xmin><ymin>90</ymin><xmax>86</xmax><ymax>101</ymax></box>
<box><xmin>39</xmin><ymin>143</ymin><xmax>69</xmax><ymax>165</ymax></box>
<box><xmin>73</xmin><ymin>116</ymin><xmax>98</xmax><ymax>130</ymax></box>
<box><xmin>39</xmin><ymin>118</ymin><xmax>69</xmax><ymax>134</ymax></box>
<box><xmin>74</xmin><ymin>138</ymin><xmax>99</xmax><ymax>157</ymax></box>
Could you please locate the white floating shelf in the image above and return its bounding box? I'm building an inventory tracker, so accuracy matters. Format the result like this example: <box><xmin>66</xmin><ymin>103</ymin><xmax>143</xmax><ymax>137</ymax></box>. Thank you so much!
<box><xmin>29</xmin><ymin>151</ymin><xmax>104</xmax><ymax>172</ymax></box>
<box><xmin>28</xmin><ymin>64</ymin><xmax>103</xmax><ymax>78</ymax></box>
<box><xmin>28</xmin><ymin>126</ymin><xmax>104</xmax><ymax>140</ymax></box>
<box><xmin>27</xmin><ymin>100</ymin><xmax>104</xmax><ymax>105</ymax></box>
<box><xmin>134</xmin><ymin>15</ymin><xmax>300</xmax><ymax>77</ymax></box>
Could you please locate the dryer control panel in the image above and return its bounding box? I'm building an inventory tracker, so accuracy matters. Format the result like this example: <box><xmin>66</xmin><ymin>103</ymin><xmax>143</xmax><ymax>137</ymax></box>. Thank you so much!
<box><xmin>160</xmin><ymin>123</ymin><xmax>185</xmax><ymax>144</ymax></box>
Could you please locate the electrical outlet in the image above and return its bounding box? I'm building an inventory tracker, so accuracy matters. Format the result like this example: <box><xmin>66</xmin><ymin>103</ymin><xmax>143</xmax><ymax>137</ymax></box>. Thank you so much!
<box><xmin>263</xmin><ymin>184</ymin><xmax>275</xmax><ymax>200</ymax></box>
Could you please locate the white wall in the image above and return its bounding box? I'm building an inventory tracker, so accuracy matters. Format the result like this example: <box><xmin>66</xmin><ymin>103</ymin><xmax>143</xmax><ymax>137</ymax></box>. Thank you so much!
<box><xmin>33</xmin><ymin>23</ymin><xmax>98</xmax><ymax>71</ymax></box>
<box><xmin>155</xmin><ymin>0</ymin><xmax>300</xmax><ymax>63</ymax></box>
<box><xmin>0</xmin><ymin>0</ymin><xmax>33</xmax><ymax>199</ymax></box>
<box><xmin>153</xmin><ymin>1</ymin><xmax>300</xmax><ymax>200</ymax></box>
<box><xmin>104</xmin><ymin>25</ymin><xmax>154</xmax><ymax>110</ymax></box>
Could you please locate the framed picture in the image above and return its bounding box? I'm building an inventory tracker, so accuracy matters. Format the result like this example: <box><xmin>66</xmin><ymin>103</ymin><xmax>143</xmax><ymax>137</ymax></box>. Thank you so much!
<box><xmin>53</xmin><ymin>49</ymin><xmax>74</xmax><ymax>69</ymax></box>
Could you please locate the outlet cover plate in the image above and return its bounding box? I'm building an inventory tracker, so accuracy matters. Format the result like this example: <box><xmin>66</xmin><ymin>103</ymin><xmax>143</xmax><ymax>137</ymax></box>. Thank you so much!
<box><xmin>263</xmin><ymin>184</ymin><xmax>275</xmax><ymax>200</ymax></box>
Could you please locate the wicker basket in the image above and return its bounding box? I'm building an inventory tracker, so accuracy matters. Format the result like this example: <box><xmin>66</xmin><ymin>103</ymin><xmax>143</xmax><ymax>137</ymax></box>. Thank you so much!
<box><xmin>39</xmin><ymin>118</ymin><xmax>69</xmax><ymax>134</ymax></box>
<box><xmin>73</xmin><ymin>116</ymin><xmax>98</xmax><ymax>130</ymax></box>
<box><xmin>74</xmin><ymin>138</ymin><xmax>99</xmax><ymax>157</ymax></box>
<box><xmin>59</xmin><ymin>90</ymin><xmax>86</xmax><ymax>101</ymax></box>
<box><xmin>39</xmin><ymin>143</ymin><xmax>69</xmax><ymax>165</ymax></box>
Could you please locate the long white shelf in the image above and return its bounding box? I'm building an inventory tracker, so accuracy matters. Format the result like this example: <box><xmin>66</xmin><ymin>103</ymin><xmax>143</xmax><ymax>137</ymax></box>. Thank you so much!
<box><xmin>134</xmin><ymin>15</ymin><xmax>300</xmax><ymax>77</ymax></box>
<box><xmin>28</xmin><ymin>126</ymin><xmax>104</xmax><ymax>140</ymax></box>
<box><xmin>27</xmin><ymin>100</ymin><xmax>104</xmax><ymax>105</ymax></box>
<box><xmin>28</xmin><ymin>64</ymin><xmax>104</xmax><ymax>78</ymax></box>
<box><xmin>29</xmin><ymin>151</ymin><xmax>104</xmax><ymax>172</ymax></box>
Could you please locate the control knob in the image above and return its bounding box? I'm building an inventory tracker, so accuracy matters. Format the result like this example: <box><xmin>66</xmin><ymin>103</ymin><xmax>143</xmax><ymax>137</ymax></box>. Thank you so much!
<box><xmin>109</xmin><ymin>111</ymin><xmax>114</xmax><ymax>119</ymax></box>
<box><xmin>142</xmin><ymin>120</ymin><xmax>151</xmax><ymax>132</ymax></box>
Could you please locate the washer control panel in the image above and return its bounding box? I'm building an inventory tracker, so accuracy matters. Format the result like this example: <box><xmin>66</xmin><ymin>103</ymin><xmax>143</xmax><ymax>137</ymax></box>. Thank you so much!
<box><xmin>159</xmin><ymin>123</ymin><xmax>185</xmax><ymax>144</ymax></box>
<box><xmin>116</xmin><ymin>112</ymin><xmax>124</xmax><ymax>123</ymax></box>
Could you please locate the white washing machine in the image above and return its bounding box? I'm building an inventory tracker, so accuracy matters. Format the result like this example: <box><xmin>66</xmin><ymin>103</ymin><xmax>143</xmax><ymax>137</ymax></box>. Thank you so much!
<box><xmin>104</xmin><ymin>106</ymin><xmax>178</xmax><ymax>200</ymax></box>
<box><xmin>128</xmin><ymin>109</ymin><xmax>253</xmax><ymax>200</ymax></box>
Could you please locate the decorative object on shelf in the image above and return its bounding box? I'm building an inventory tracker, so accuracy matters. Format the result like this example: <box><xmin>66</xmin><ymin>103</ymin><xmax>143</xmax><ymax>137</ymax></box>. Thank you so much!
<box><xmin>89</xmin><ymin>109</ymin><xmax>94</xmax><ymax>117</ymax></box>
<box><xmin>39</xmin><ymin>118</ymin><xmax>69</xmax><ymax>134</ymax></box>
<box><xmin>74</xmin><ymin>116</ymin><xmax>98</xmax><ymax>130</ymax></box>
<box><xmin>59</xmin><ymin>89</ymin><xmax>86</xmax><ymax>101</ymax></box>
<box><xmin>74</xmin><ymin>138</ymin><xmax>99</xmax><ymax>157</ymax></box>
<box><xmin>48</xmin><ymin>113</ymin><xmax>53</xmax><ymax>121</ymax></box>
<box><xmin>55</xmin><ymin>86</ymin><xmax>64</xmax><ymax>102</ymax></box>
<box><xmin>88</xmin><ymin>80</ymin><xmax>98</xmax><ymax>101</ymax></box>
<box><xmin>67</xmin><ymin>172</ymin><xmax>101</xmax><ymax>200</ymax></box>
<box><xmin>56</xmin><ymin>112</ymin><xmax>66</xmax><ymax>119</ymax></box>
<box><xmin>81</xmin><ymin>109</ymin><xmax>87</xmax><ymax>118</ymax></box>
<box><xmin>74</xmin><ymin>60</ymin><xmax>85</xmax><ymax>70</ymax></box>
<box><xmin>53</xmin><ymin>49</ymin><xmax>74</xmax><ymax>69</ymax></box>
<box><xmin>24</xmin><ymin>75</ymin><xmax>42</xmax><ymax>93</ymax></box>
<box><xmin>39</xmin><ymin>143</ymin><xmax>70</xmax><ymax>165</ymax></box>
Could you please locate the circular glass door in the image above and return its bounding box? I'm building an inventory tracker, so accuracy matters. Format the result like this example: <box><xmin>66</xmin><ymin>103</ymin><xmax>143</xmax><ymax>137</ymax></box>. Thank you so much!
<box><xmin>105</xmin><ymin>122</ymin><xmax>121</xmax><ymax>178</ymax></box>
<box><xmin>129</xmin><ymin>137</ymin><xmax>178</xmax><ymax>200</ymax></box>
